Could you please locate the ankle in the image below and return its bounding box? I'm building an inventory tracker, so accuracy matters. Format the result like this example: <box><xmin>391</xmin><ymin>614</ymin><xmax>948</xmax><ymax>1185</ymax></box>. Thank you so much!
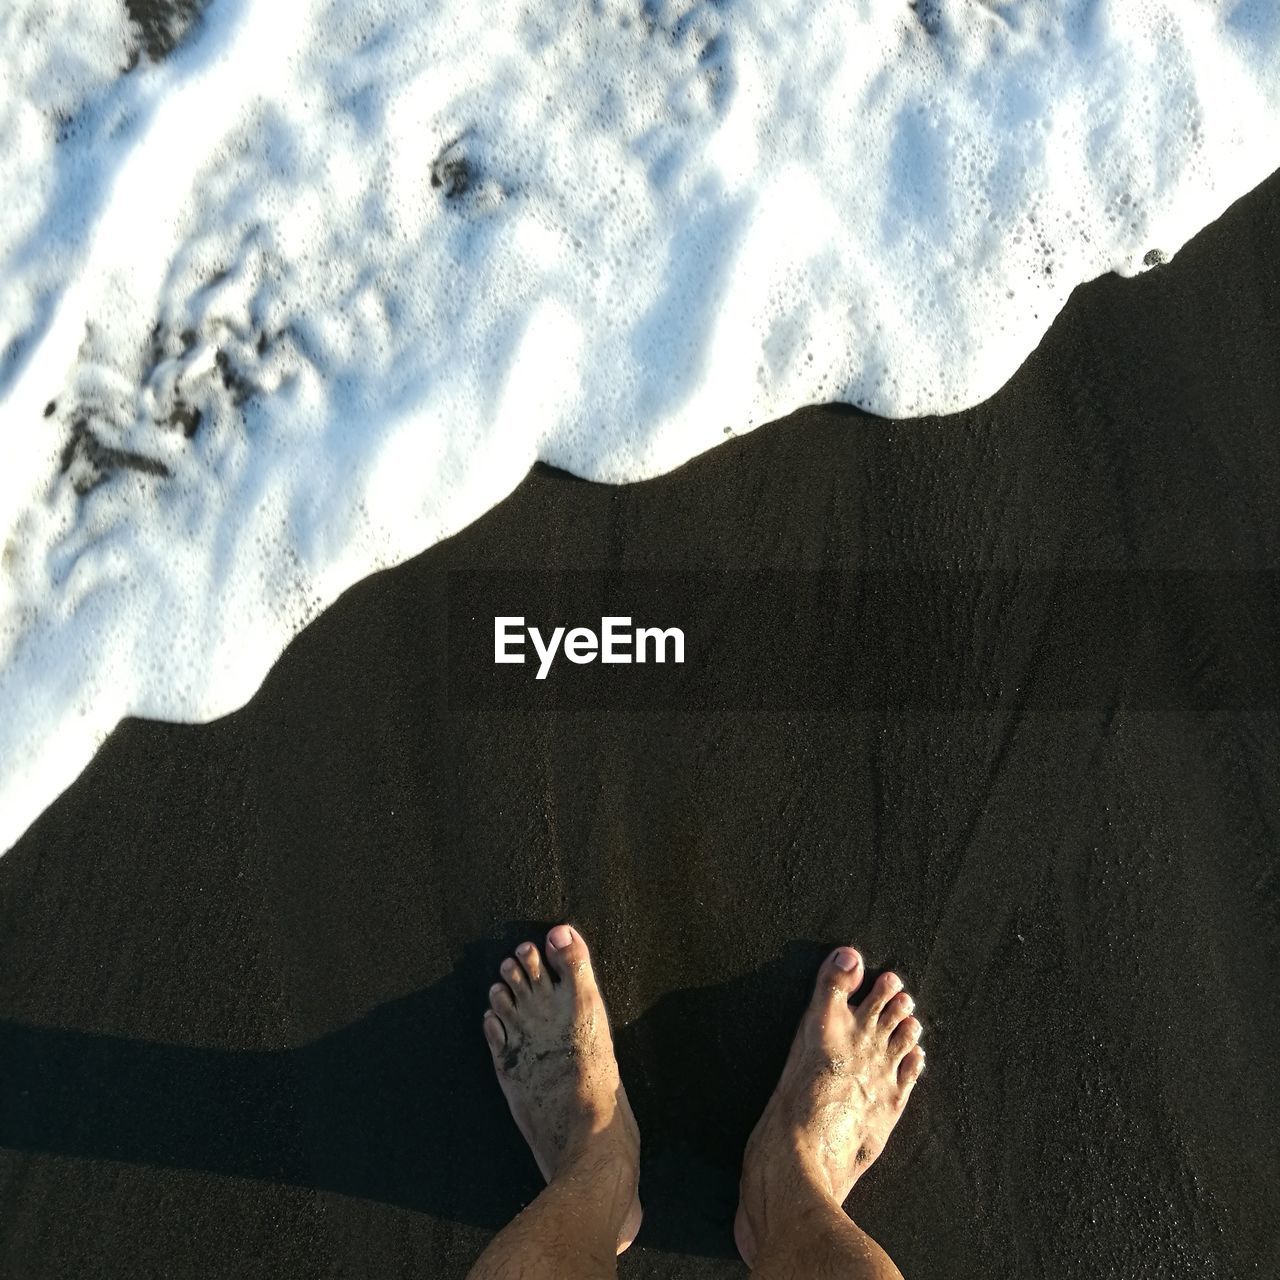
<box><xmin>751</xmin><ymin>1185</ymin><xmax>857</xmax><ymax>1270</ymax></box>
<box><xmin>557</xmin><ymin>1109</ymin><xmax>639</xmax><ymax>1188</ymax></box>
<box><xmin>746</xmin><ymin>1123</ymin><xmax>840</xmax><ymax>1199</ymax></box>
<box><xmin>550</xmin><ymin>1127</ymin><xmax>638</xmax><ymax>1240</ymax></box>
<box><xmin>741</xmin><ymin>1140</ymin><xmax>844</xmax><ymax>1250</ymax></box>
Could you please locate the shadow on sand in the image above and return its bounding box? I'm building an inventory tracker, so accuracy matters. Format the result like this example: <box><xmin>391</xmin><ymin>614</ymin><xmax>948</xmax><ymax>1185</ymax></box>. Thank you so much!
<box><xmin>0</xmin><ymin>927</ymin><xmax>894</xmax><ymax>1258</ymax></box>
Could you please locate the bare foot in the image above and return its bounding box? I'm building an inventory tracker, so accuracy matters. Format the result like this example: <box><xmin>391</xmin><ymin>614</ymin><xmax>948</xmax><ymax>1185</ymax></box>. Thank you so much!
<box><xmin>482</xmin><ymin>924</ymin><xmax>643</xmax><ymax>1254</ymax></box>
<box><xmin>735</xmin><ymin>947</ymin><xmax>925</xmax><ymax>1266</ymax></box>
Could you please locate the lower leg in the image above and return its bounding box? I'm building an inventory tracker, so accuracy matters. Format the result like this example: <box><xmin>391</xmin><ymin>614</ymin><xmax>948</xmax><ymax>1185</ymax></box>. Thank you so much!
<box><xmin>748</xmin><ymin>1175</ymin><xmax>903</xmax><ymax>1280</ymax></box>
<box><xmin>466</xmin><ymin>926</ymin><xmax>642</xmax><ymax>1280</ymax></box>
<box><xmin>737</xmin><ymin>947</ymin><xmax>925</xmax><ymax>1280</ymax></box>
<box><xmin>466</xmin><ymin>1124</ymin><xmax>637</xmax><ymax>1280</ymax></box>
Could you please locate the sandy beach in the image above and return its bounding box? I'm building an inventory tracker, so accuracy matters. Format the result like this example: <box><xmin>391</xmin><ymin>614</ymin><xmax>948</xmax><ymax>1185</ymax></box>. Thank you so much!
<box><xmin>2</xmin><ymin>154</ymin><xmax>1279</xmax><ymax>1280</ymax></box>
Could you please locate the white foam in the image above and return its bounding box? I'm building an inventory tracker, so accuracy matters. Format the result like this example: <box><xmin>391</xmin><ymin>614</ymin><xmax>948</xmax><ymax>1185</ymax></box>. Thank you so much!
<box><xmin>1</xmin><ymin>0</ymin><xmax>1278</xmax><ymax>852</ymax></box>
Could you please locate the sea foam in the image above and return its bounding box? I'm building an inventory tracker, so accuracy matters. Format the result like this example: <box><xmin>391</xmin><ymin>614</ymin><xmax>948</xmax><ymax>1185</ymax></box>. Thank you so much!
<box><xmin>1</xmin><ymin>0</ymin><xmax>1278</xmax><ymax>853</ymax></box>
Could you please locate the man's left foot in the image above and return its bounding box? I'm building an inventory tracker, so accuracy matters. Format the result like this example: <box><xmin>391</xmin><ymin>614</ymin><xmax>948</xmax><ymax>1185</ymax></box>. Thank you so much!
<box><xmin>483</xmin><ymin>925</ymin><xmax>643</xmax><ymax>1253</ymax></box>
<box><xmin>735</xmin><ymin>947</ymin><xmax>924</xmax><ymax>1267</ymax></box>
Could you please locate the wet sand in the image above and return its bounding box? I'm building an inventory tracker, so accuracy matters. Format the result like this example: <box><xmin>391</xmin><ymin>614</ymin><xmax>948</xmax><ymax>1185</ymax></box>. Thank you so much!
<box><xmin>2</xmin><ymin>170</ymin><xmax>1279</xmax><ymax>1277</ymax></box>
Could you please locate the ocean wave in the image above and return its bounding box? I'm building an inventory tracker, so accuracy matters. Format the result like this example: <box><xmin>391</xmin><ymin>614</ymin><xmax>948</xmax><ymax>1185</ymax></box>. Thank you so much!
<box><xmin>1</xmin><ymin>0</ymin><xmax>1277</xmax><ymax>853</ymax></box>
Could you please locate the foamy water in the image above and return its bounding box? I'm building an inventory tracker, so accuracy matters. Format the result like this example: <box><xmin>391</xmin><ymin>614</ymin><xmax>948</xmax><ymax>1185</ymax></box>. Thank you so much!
<box><xmin>1</xmin><ymin>0</ymin><xmax>1277</xmax><ymax>853</ymax></box>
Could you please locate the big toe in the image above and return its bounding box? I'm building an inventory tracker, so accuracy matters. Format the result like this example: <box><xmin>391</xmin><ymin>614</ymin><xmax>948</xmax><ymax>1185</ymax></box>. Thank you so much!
<box><xmin>545</xmin><ymin>924</ymin><xmax>595</xmax><ymax>988</ymax></box>
<box><xmin>811</xmin><ymin>946</ymin><xmax>864</xmax><ymax>1010</ymax></box>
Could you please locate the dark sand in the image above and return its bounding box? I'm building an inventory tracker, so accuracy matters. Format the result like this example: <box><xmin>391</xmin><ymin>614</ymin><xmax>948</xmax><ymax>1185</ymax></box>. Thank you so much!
<box><xmin>3</xmin><ymin>168</ymin><xmax>1280</xmax><ymax>1277</ymax></box>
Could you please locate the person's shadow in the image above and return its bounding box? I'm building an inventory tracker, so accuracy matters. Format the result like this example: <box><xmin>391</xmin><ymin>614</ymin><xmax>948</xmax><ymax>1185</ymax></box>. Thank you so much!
<box><xmin>0</xmin><ymin>927</ymin><xmax>891</xmax><ymax>1257</ymax></box>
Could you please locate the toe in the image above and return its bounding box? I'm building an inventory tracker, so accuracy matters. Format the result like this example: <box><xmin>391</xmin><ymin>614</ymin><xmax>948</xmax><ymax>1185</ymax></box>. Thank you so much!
<box><xmin>898</xmin><ymin>1045</ymin><xmax>925</xmax><ymax>1093</ymax></box>
<box><xmin>888</xmin><ymin>1015</ymin><xmax>922</xmax><ymax>1058</ymax></box>
<box><xmin>516</xmin><ymin>941</ymin><xmax>546</xmax><ymax>987</ymax></box>
<box><xmin>545</xmin><ymin>924</ymin><xmax>594</xmax><ymax>986</ymax></box>
<box><xmin>878</xmin><ymin>990</ymin><xmax>914</xmax><ymax>1036</ymax></box>
<box><xmin>501</xmin><ymin>958</ymin><xmax>525</xmax><ymax>999</ymax></box>
<box><xmin>482</xmin><ymin>1010</ymin><xmax>507</xmax><ymax>1059</ymax></box>
<box><xmin>811</xmin><ymin>947</ymin><xmax>864</xmax><ymax>1007</ymax></box>
<box><xmin>857</xmin><ymin>971</ymin><xmax>904</xmax><ymax>1022</ymax></box>
<box><xmin>489</xmin><ymin>981</ymin><xmax>517</xmax><ymax>1021</ymax></box>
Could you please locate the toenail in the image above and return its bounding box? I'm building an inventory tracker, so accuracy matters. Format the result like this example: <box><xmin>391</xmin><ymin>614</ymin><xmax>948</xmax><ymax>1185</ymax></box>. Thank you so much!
<box><xmin>518</xmin><ymin>943</ymin><xmax>534</xmax><ymax>957</ymax></box>
<box><xmin>547</xmin><ymin>925</ymin><xmax>574</xmax><ymax>950</ymax></box>
<box><xmin>833</xmin><ymin>948</ymin><xmax>858</xmax><ymax>972</ymax></box>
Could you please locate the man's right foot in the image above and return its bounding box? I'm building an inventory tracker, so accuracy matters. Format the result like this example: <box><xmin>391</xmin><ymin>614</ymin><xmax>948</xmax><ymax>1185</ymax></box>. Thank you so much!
<box><xmin>735</xmin><ymin>947</ymin><xmax>925</xmax><ymax>1267</ymax></box>
<box><xmin>483</xmin><ymin>924</ymin><xmax>643</xmax><ymax>1253</ymax></box>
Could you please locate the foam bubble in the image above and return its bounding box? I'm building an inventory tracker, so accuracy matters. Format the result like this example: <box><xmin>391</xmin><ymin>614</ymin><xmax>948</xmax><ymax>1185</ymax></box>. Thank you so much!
<box><xmin>1</xmin><ymin>0</ymin><xmax>1278</xmax><ymax>852</ymax></box>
